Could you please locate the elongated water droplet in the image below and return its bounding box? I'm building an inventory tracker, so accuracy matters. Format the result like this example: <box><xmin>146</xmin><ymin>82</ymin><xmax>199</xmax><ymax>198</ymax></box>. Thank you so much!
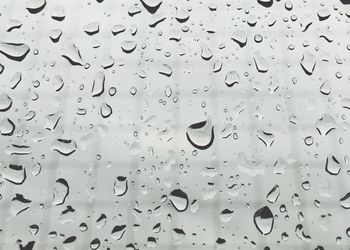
<box><xmin>0</xmin><ymin>42</ymin><xmax>30</xmax><ymax>61</ymax></box>
<box><xmin>0</xmin><ymin>118</ymin><xmax>15</xmax><ymax>135</ymax></box>
<box><xmin>225</xmin><ymin>71</ymin><xmax>240</xmax><ymax>87</ymax></box>
<box><xmin>26</xmin><ymin>0</ymin><xmax>46</xmax><ymax>14</ymax></box>
<box><xmin>0</xmin><ymin>94</ymin><xmax>12</xmax><ymax>112</ymax></box>
<box><xmin>52</xmin><ymin>178</ymin><xmax>70</xmax><ymax>206</ymax></box>
<box><xmin>51</xmin><ymin>139</ymin><xmax>77</xmax><ymax>156</ymax></box>
<box><xmin>113</xmin><ymin>176</ymin><xmax>128</xmax><ymax>196</ymax></box>
<box><xmin>253</xmin><ymin>206</ymin><xmax>274</xmax><ymax>235</ymax></box>
<box><xmin>111</xmin><ymin>225</ymin><xmax>127</xmax><ymax>240</ymax></box>
<box><xmin>340</xmin><ymin>192</ymin><xmax>350</xmax><ymax>209</ymax></box>
<box><xmin>300</xmin><ymin>51</ymin><xmax>316</xmax><ymax>75</ymax></box>
<box><xmin>266</xmin><ymin>185</ymin><xmax>280</xmax><ymax>203</ymax></box>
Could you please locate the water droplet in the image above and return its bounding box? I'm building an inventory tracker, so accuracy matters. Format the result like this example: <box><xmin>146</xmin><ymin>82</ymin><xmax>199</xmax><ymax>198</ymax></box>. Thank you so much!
<box><xmin>111</xmin><ymin>224</ymin><xmax>126</xmax><ymax>240</ymax></box>
<box><xmin>0</xmin><ymin>42</ymin><xmax>30</xmax><ymax>61</ymax></box>
<box><xmin>266</xmin><ymin>185</ymin><xmax>280</xmax><ymax>203</ymax></box>
<box><xmin>52</xmin><ymin>178</ymin><xmax>69</xmax><ymax>206</ymax></box>
<box><xmin>340</xmin><ymin>192</ymin><xmax>350</xmax><ymax>209</ymax></box>
<box><xmin>121</xmin><ymin>41</ymin><xmax>137</xmax><ymax>53</ymax></box>
<box><xmin>51</xmin><ymin>139</ymin><xmax>77</xmax><ymax>156</ymax></box>
<box><xmin>325</xmin><ymin>155</ymin><xmax>341</xmax><ymax>175</ymax></box>
<box><xmin>186</xmin><ymin>119</ymin><xmax>214</xmax><ymax>150</ymax></box>
<box><xmin>225</xmin><ymin>71</ymin><xmax>240</xmax><ymax>87</ymax></box>
<box><xmin>169</xmin><ymin>189</ymin><xmax>189</xmax><ymax>212</ymax></box>
<box><xmin>113</xmin><ymin>176</ymin><xmax>128</xmax><ymax>196</ymax></box>
<box><xmin>300</xmin><ymin>51</ymin><xmax>316</xmax><ymax>75</ymax></box>
<box><xmin>253</xmin><ymin>206</ymin><xmax>274</xmax><ymax>235</ymax></box>
<box><xmin>26</xmin><ymin>0</ymin><xmax>46</xmax><ymax>14</ymax></box>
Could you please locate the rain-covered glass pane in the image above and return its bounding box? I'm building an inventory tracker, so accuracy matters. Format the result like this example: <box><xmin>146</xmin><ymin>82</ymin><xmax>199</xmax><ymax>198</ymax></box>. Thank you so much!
<box><xmin>0</xmin><ymin>0</ymin><xmax>350</xmax><ymax>249</ymax></box>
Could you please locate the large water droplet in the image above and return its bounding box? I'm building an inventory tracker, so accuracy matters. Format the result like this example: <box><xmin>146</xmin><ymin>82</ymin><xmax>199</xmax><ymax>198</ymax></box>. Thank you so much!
<box><xmin>315</xmin><ymin>114</ymin><xmax>336</xmax><ymax>136</ymax></box>
<box><xmin>121</xmin><ymin>41</ymin><xmax>137</xmax><ymax>53</ymax></box>
<box><xmin>52</xmin><ymin>178</ymin><xmax>70</xmax><ymax>206</ymax></box>
<box><xmin>253</xmin><ymin>206</ymin><xmax>274</xmax><ymax>235</ymax></box>
<box><xmin>186</xmin><ymin>119</ymin><xmax>214</xmax><ymax>150</ymax></box>
<box><xmin>111</xmin><ymin>225</ymin><xmax>127</xmax><ymax>240</ymax></box>
<box><xmin>225</xmin><ymin>71</ymin><xmax>240</xmax><ymax>87</ymax></box>
<box><xmin>0</xmin><ymin>118</ymin><xmax>15</xmax><ymax>135</ymax></box>
<box><xmin>266</xmin><ymin>185</ymin><xmax>280</xmax><ymax>203</ymax></box>
<box><xmin>51</xmin><ymin>139</ymin><xmax>77</xmax><ymax>156</ymax></box>
<box><xmin>300</xmin><ymin>51</ymin><xmax>316</xmax><ymax>75</ymax></box>
<box><xmin>169</xmin><ymin>189</ymin><xmax>189</xmax><ymax>212</ymax></box>
<box><xmin>0</xmin><ymin>42</ymin><xmax>30</xmax><ymax>61</ymax></box>
<box><xmin>339</xmin><ymin>192</ymin><xmax>350</xmax><ymax>209</ymax></box>
<box><xmin>26</xmin><ymin>0</ymin><xmax>46</xmax><ymax>14</ymax></box>
<box><xmin>325</xmin><ymin>155</ymin><xmax>341</xmax><ymax>175</ymax></box>
<box><xmin>231</xmin><ymin>30</ymin><xmax>247</xmax><ymax>48</ymax></box>
<box><xmin>61</xmin><ymin>44</ymin><xmax>84</xmax><ymax>66</ymax></box>
<box><xmin>113</xmin><ymin>176</ymin><xmax>128</xmax><ymax>196</ymax></box>
<box><xmin>101</xmin><ymin>102</ymin><xmax>112</xmax><ymax>118</ymax></box>
<box><xmin>3</xmin><ymin>164</ymin><xmax>26</xmax><ymax>185</ymax></box>
<box><xmin>140</xmin><ymin>0</ymin><xmax>162</xmax><ymax>14</ymax></box>
<box><xmin>0</xmin><ymin>94</ymin><xmax>12</xmax><ymax>112</ymax></box>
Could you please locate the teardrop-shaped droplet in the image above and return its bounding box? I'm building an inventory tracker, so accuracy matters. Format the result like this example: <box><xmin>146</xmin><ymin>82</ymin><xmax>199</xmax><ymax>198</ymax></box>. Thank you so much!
<box><xmin>213</xmin><ymin>59</ymin><xmax>222</xmax><ymax>73</ymax></box>
<box><xmin>200</xmin><ymin>45</ymin><xmax>213</xmax><ymax>60</ymax></box>
<box><xmin>101</xmin><ymin>102</ymin><xmax>112</xmax><ymax>118</ymax></box>
<box><xmin>90</xmin><ymin>238</ymin><xmax>100</xmax><ymax>250</ymax></box>
<box><xmin>29</xmin><ymin>224</ymin><xmax>39</xmax><ymax>236</ymax></box>
<box><xmin>253</xmin><ymin>206</ymin><xmax>274</xmax><ymax>235</ymax></box>
<box><xmin>266</xmin><ymin>185</ymin><xmax>280</xmax><ymax>203</ymax></box>
<box><xmin>169</xmin><ymin>189</ymin><xmax>189</xmax><ymax>212</ymax></box>
<box><xmin>111</xmin><ymin>225</ymin><xmax>127</xmax><ymax>240</ymax></box>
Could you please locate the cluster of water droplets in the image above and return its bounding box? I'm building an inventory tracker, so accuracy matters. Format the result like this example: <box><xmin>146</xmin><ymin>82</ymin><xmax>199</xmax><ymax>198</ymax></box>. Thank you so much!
<box><xmin>0</xmin><ymin>0</ymin><xmax>350</xmax><ymax>249</ymax></box>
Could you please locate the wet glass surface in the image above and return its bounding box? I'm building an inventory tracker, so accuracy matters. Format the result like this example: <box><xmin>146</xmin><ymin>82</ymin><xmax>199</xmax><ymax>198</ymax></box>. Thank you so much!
<box><xmin>0</xmin><ymin>0</ymin><xmax>350</xmax><ymax>249</ymax></box>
